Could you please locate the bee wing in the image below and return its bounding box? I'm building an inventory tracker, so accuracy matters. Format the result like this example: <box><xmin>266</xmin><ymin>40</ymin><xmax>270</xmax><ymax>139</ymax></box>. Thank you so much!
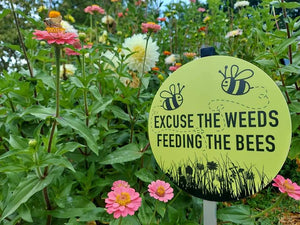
<box><xmin>160</xmin><ymin>90</ymin><xmax>172</xmax><ymax>98</ymax></box>
<box><xmin>235</xmin><ymin>69</ymin><xmax>254</xmax><ymax>80</ymax></box>
<box><xmin>230</xmin><ymin>65</ymin><xmax>239</xmax><ymax>78</ymax></box>
<box><xmin>169</xmin><ymin>84</ymin><xmax>176</xmax><ymax>94</ymax></box>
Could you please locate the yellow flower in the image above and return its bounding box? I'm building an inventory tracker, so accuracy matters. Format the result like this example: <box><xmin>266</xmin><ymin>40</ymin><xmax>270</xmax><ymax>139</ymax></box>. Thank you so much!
<box><xmin>158</xmin><ymin>74</ymin><xmax>164</xmax><ymax>81</ymax></box>
<box><xmin>64</xmin><ymin>14</ymin><xmax>75</xmax><ymax>23</ymax></box>
<box><xmin>37</xmin><ymin>5</ymin><xmax>47</xmax><ymax>13</ymax></box>
<box><xmin>203</xmin><ymin>15</ymin><xmax>211</xmax><ymax>23</ymax></box>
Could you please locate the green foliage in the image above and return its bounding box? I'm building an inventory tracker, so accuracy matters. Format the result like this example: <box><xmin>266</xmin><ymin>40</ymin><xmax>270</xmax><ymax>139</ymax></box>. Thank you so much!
<box><xmin>0</xmin><ymin>0</ymin><xmax>299</xmax><ymax>224</ymax></box>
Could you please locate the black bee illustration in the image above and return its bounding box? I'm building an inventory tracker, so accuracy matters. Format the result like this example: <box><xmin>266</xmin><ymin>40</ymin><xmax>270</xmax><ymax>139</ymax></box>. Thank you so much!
<box><xmin>160</xmin><ymin>83</ymin><xmax>185</xmax><ymax>110</ymax></box>
<box><xmin>219</xmin><ymin>65</ymin><xmax>254</xmax><ymax>95</ymax></box>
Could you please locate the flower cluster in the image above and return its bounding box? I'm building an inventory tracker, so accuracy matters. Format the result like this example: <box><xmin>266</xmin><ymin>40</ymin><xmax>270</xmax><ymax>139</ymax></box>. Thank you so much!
<box><xmin>105</xmin><ymin>180</ymin><xmax>174</xmax><ymax>219</ymax></box>
<box><xmin>141</xmin><ymin>22</ymin><xmax>161</xmax><ymax>33</ymax></box>
<box><xmin>84</xmin><ymin>4</ymin><xmax>105</xmax><ymax>14</ymax></box>
<box><xmin>234</xmin><ymin>1</ymin><xmax>250</xmax><ymax>9</ymax></box>
<box><xmin>225</xmin><ymin>29</ymin><xmax>243</xmax><ymax>38</ymax></box>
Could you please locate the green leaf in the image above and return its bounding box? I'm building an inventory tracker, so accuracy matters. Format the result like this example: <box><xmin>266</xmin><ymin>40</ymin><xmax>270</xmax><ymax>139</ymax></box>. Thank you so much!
<box><xmin>138</xmin><ymin>199</ymin><xmax>153</xmax><ymax>224</ymax></box>
<box><xmin>274</xmin><ymin>36</ymin><xmax>298</xmax><ymax>54</ymax></box>
<box><xmin>77</xmin><ymin>207</ymin><xmax>110</xmax><ymax>222</ymax></box>
<box><xmin>100</xmin><ymin>143</ymin><xmax>143</xmax><ymax>164</ymax></box>
<box><xmin>135</xmin><ymin>168</ymin><xmax>156</xmax><ymax>183</ymax></box>
<box><xmin>69</xmin><ymin>76</ymin><xmax>85</xmax><ymax>88</ymax></box>
<box><xmin>289</xmin><ymin>102</ymin><xmax>300</xmax><ymax>113</ymax></box>
<box><xmin>288</xmin><ymin>137</ymin><xmax>300</xmax><ymax>159</ymax></box>
<box><xmin>21</xmin><ymin>105</ymin><xmax>55</xmax><ymax>120</ymax></box>
<box><xmin>281</xmin><ymin>2</ymin><xmax>300</xmax><ymax>9</ymax></box>
<box><xmin>217</xmin><ymin>205</ymin><xmax>254</xmax><ymax>225</ymax></box>
<box><xmin>291</xmin><ymin>113</ymin><xmax>300</xmax><ymax>133</ymax></box>
<box><xmin>57</xmin><ymin>115</ymin><xmax>98</xmax><ymax>155</ymax></box>
<box><xmin>38</xmin><ymin>154</ymin><xmax>75</xmax><ymax>172</ymax></box>
<box><xmin>0</xmin><ymin>167</ymin><xmax>63</xmax><ymax>221</ymax></box>
<box><xmin>91</xmin><ymin>98</ymin><xmax>113</xmax><ymax>115</ymax></box>
<box><xmin>7</xmin><ymin>135</ymin><xmax>28</xmax><ymax>150</ymax></box>
<box><xmin>109</xmin><ymin>105</ymin><xmax>130</xmax><ymax>121</ymax></box>
<box><xmin>17</xmin><ymin>204</ymin><xmax>33</xmax><ymax>222</ymax></box>
<box><xmin>0</xmin><ymin>9</ymin><xmax>11</xmax><ymax>20</ymax></box>
<box><xmin>110</xmin><ymin>215</ymin><xmax>140</xmax><ymax>225</ymax></box>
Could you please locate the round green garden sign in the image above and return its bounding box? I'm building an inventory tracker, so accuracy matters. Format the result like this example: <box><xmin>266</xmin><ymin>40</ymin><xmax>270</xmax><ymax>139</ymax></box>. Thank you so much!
<box><xmin>148</xmin><ymin>56</ymin><xmax>291</xmax><ymax>201</ymax></box>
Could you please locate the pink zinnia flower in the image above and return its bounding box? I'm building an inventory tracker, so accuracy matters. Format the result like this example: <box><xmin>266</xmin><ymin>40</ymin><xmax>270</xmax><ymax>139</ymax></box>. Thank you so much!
<box><xmin>272</xmin><ymin>175</ymin><xmax>300</xmax><ymax>200</ymax></box>
<box><xmin>65</xmin><ymin>41</ymin><xmax>93</xmax><ymax>56</ymax></box>
<box><xmin>198</xmin><ymin>7</ymin><xmax>206</xmax><ymax>12</ymax></box>
<box><xmin>84</xmin><ymin>4</ymin><xmax>105</xmax><ymax>15</ymax></box>
<box><xmin>33</xmin><ymin>30</ymin><xmax>78</xmax><ymax>45</ymax></box>
<box><xmin>148</xmin><ymin>180</ymin><xmax>174</xmax><ymax>202</ymax></box>
<box><xmin>105</xmin><ymin>187</ymin><xmax>142</xmax><ymax>218</ymax></box>
<box><xmin>118</xmin><ymin>12</ymin><xmax>124</xmax><ymax>18</ymax></box>
<box><xmin>112</xmin><ymin>180</ymin><xmax>130</xmax><ymax>190</ymax></box>
<box><xmin>169</xmin><ymin>63</ymin><xmax>181</xmax><ymax>72</ymax></box>
<box><xmin>141</xmin><ymin>22</ymin><xmax>161</xmax><ymax>33</ymax></box>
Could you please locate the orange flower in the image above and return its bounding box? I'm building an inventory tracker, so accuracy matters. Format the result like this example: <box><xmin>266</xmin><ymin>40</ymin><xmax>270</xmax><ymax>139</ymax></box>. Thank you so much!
<box><xmin>198</xmin><ymin>26</ymin><xmax>206</xmax><ymax>32</ymax></box>
<box><xmin>163</xmin><ymin>50</ymin><xmax>171</xmax><ymax>56</ymax></box>
<box><xmin>152</xmin><ymin>67</ymin><xmax>159</xmax><ymax>71</ymax></box>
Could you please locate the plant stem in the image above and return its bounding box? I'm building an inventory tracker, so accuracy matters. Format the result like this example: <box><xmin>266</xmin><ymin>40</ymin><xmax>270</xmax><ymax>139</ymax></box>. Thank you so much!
<box><xmin>148</xmin><ymin>200</ymin><xmax>158</xmax><ymax>225</ymax></box>
<box><xmin>169</xmin><ymin>189</ymin><xmax>182</xmax><ymax>206</ymax></box>
<box><xmin>281</xmin><ymin>0</ymin><xmax>299</xmax><ymax>91</ymax></box>
<box><xmin>251</xmin><ymin>193</ymin><xmax>285</xmax><ymax>219</ymax></box>
<box><xmin>9</xmin><ymin>0</ymin><xmax>37</xmax><ymax>100</ymax></box>
<box><xmin>118</xmin><ymin>217</ymin><xmax>123</xmax><ymax>225</ymax></box>
<box><xmin>90</xmin><ymin>14</ymin><xmax>93</xmax><ymax>41</ymax></box>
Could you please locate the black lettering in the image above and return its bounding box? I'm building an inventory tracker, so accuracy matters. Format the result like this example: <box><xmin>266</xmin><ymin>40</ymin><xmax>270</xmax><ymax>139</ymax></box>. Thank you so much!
<box><xmin>224</xmin><ymin>134</ymin><xmax>231</xmax><ymax>150</ymax></box>
<box><xmin>160</xmin><ymin>115</ymin><xmax>165</xmax><ymax>128</ymax></box>
<box><xmin>187</xmin><ymin>134</ymin><xmax>194</xmax><ymax>148</ymax></box>
<box><xmin>180</xmin><ymin>114</ymin><xmax>187</xmax><ymax>128</ymax></box>
<box><xmin>239</xmin><ymin>112</ymin><xmax>247</xmax><ymax>127</ymax></box>
<box><xmin>246</xmin><ymin>135</ymin><xmax>254</xmax><ymax>151</ymax></box>
<box><xmin>214</xmin><ymin>113</ymin><xmax>220</xmax><ymax>128</ymax></box>
<box><xmin>176</xmin><ymin>134</ymin><xmax>181</xmax><ymax>147</ymax></box>
<box><xmin>163</xmin><ymin>134</ymin><xmax>168</xmax><ymax>147</ymax></box>
<box><xmin>195</xmin><ymin>134</ymin><xmax>202</xmax><ymax>148</ymax></box>
<box><xmin>269</xmin><ymin>110</ymin><xmax>279</xmax><ymax>127</ymax></box>
<box><xmin>154</xmin><ymin>116</ymin><xmax>159</xmax><ymax>128</ymax></box>
<box><xmin>169</xmin><ymin>134</ymin><xmax>174</xmax><ymax>147</ymax></box>
<box><xmin>255</xmin><ymin>135</ymin><xmax>264</xmax><ymax>151</ymax></box>
<box><xmin>225</xmin><ymin>112</ymin><xmax>237</xmax><ymax>127</ymax></box>
<box><xmin>197</xmin><ymin>113</ymin><xmax>204</xmax><ymax>127</ymax></box>
<box><xmin>248</xmin><ymin>111</ymin><xmax>256</xmax><ymax>127</ymax></box>
<box><xmin>166</xmin><ymin>115</ymin><xmax>171</xmax><ymax>128</ymax></box>
<box><xmin>206</xmin><ymin>134</ymin><xmax>213</xmax><ymax>149</ymax></box>
<box><xmin>258</xmin><ymin>111</ymin><xmax>267</xmax><ymax>127</ymax></box>
<box><xmin>205</xmin><ymin>113</ymin><xmax>212</xmax><ymax>127</ymax></box>
<box><xmin>266</xmin><ymin>135</ymin><xmax>275</xmax><ymax>152</ymax></box>
<box><xmin>214</xmin><ymin>135</ymin><xmax>222</xmax><ymax>149</ymax></box>
<box><xmin>187</xmin><ymin>114</ymin><xmax>194</xmax><ymax>128</ymax></box>
<box><xmin>157</xmin><ymin>134</ymin><xmax>162</xmax><ymax>146</ymax></box>
<box><xmin>236</xmin><ymin>135</ymin><xmax>244</xmax><ymax>150</ymax></box>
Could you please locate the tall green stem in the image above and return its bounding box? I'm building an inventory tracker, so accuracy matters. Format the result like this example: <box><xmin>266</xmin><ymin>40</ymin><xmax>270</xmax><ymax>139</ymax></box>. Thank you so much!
<box><xmin>148</xmin><ymin>201</ymin><xmax>158</xmax><ymax>225</ymax></box>
<box><xmin>251</xmin><ymin>193</ymin><xmax>285</xmax><ymax>219</ymax></box>
<box><xmin>90</xmin><ymin>14</ymin><xmax>93</xmax><ymax>41</ymax></box>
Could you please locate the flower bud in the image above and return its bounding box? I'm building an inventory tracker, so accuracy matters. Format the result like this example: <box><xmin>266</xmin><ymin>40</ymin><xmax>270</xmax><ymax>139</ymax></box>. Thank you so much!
<box><xmin>28</xmin><ymin>139</ymin><xmax>37</xmax><ymax>147</ymax></box>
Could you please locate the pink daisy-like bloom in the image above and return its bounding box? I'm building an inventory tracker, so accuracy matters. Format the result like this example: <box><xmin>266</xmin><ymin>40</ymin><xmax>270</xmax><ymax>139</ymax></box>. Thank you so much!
<box><xmin>105</xmin><ymin>187</ymin><xmax>142</xmax><ymax>219</ymax></box>
<box><xmin>118</xmin><ymin>12</ymin><xmax>124</xmax><ymax>18</ymax></box>
<box><xmin>112</xmin><ymin>180</ymin><xmax>130</xmax><ymax>190</ymax></box>
<box><xmin>148</xmin><ymin>180</ymin><xmax>174</xmax><ymax>202</ymax></box>
<box><xmin>33</xmin><ymin>30</ymin><xmax>78</xmax><ymax>45</ymax></box>
<box><xmin>141</xmin><ymin>22</ymin><xmax>161</xmax><ymax>33</ymax></box>
<box><xmin>169</xmin><ymin>63</ymin><xmax>181</xmax><ymax>72</ymax></box>
<box><xmin>65</xmin><ymin>41</ymin><xmax>93</xmax><ymax>56</ymax></box>
<box><xmin>84</xmin><ymin>4</ymin><xmax>105</xmax><ymax>15</ymax></box>
<box><xmin>272</xmin><ymin>175</ymin><xmax>300</xmax><ymax>200</ymax></box>
<box><xmin>198</xmin><ymin>7</ymin><xmax>206</xmax><ymax>12</ymax></box>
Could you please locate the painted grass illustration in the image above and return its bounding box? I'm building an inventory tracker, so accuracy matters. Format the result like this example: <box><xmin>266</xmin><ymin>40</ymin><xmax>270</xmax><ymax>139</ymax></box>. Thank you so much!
<box><xmin>162</xmin><ymin>155</ymin><xmax>269</xmax><ymax>201</ymax></box>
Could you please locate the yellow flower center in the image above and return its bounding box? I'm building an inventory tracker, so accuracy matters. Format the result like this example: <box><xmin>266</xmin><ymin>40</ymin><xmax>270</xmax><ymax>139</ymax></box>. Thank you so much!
<box><xmin>132</xmin><ymin>45</ymin><xmax>145</xmax><ymax>63</ymax></box>
<box><xmin>147</xmin><ymin>22</ymin><xmax>156</xmax><ymax>25</ymax></box>
<box><xmin>116</xmin><ymin>192</ymin><xmax>131</xmax><ymax>206</ymax></box>
<box><xmin>156</xmin><ymin>186</ymin><xmax>165</xmax><ymax>197</ymax></box>
<box><xmin>283</xmin><ymin>180</ymin><xmax>295</xmax><ymax>191</ymax></box>
<box><xmin>49</xmin><ymin>10</ymin><xmax>61</xmax><ymax>18</ymax></box>
<box><xmin>46</xmin><ymin>27</ymin><xmax>65</xmax><ymax>33</ymax></box>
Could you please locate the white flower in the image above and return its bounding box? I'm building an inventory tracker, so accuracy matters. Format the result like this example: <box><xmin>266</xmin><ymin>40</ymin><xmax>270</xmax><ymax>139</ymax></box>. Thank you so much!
<box><xmin>225</xmin><ymin>29</ymin><xmax>243</xmax><ymax>38</ymax></box>
<box><xmin>101</xmin><ymin>50</ymin><xmax>120</xmax><ymax>70</ymax></box>
<box><xmin>101</xmin><ymin>15</ymin><xmax>115</xmax><ymax>25</ymax></box>
<box><xmin>234</xmin><ymin>1</ymin><xmax>249</xmax><ymax>9</ymax></box>
<box><xmin>122</xmin><ymin>34</ymin><xmax>159</xmax><ymax>73</ymax></box>
<box><xmin>99</xmin><ymin>30</ymin><xmax>108</xmax><ymax>44</ymax></box>
<box><xmin>165</xmin><ymin>54</ymin><xmax>178</xmax><ymax>65</ymax></box>
<box><xmin>60</xmin><ymin>64</ymin><xmax>76</xmax><ymax>78</ymax></box>
<box><xmin>61</xmin><ymin>20</ymin><xmax>78</xmax><ymax>34</ymax></box>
